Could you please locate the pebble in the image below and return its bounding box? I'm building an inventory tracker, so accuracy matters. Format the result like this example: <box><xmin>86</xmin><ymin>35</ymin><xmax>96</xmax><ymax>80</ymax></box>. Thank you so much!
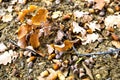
<box><xmin>89</xmin><ymin>8</ymin><xmax>94</xmax><ymax>13</ymax></box>
<box><xmin>79</xmin><ymin>72</ymin><xmax>85</xmax><ymax>78</ymax></box>
<box><xmin>28</xmin><ymin>69</ymin><xmax>33</xmax><ymax>74</ymax></box>
<box><xmin>79</xmin><ymin>68</ymin><xmax>85</xmax><ymax>73</ymax></box>
<box><xmin>40</xmin><ymin>70</ymin><xmax>49</xmax><ymax>77</ymax></box>
<box><xmin>99</xmin><ymin>10</ymin><xmax>106</xmax><ymax>17</ymax></box>
<box><xmin>27</xmin><ymin>61</ymin><xmax>33</xmax><ymax>68</ymax></box>
<box><xmin>73</xmin><ymin>68</ymin><xmax>79</xmax><ymax>74</ymax></box>
<box><xmin>96</xmin><ymin>74</ymin><xmax>101</xmax><ymax>79</ymax></box>
<box><xmin>11</xmin><ymin>68</ymin><xmax>19</xmax><ymax>77</ymax></box>
<box><xmin>52</xmin><ymin>11</ymin><xmax>63</xmax><ymax>19</ymax></box>
<box><xmin>72</xmin><ymin>55</ymin><xmax>78</xmax><ymax>62</ymax></box>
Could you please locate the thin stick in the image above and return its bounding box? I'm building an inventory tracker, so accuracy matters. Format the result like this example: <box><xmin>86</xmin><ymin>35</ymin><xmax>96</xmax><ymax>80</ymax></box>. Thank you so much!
<box><xmin>8</xmin><ymin>39</ymin><xmax>38</xmax><ymax>55</ymax></box>
<box><xmin>72</xmin><ymin>46</ymin><xmax>120</xmax><ymax>57</ymax></box>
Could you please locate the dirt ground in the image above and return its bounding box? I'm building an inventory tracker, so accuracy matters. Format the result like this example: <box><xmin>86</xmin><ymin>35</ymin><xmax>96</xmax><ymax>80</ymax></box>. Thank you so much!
<box><xmin>0</xmin><ymin>0</ymin><xmax>120</xmax><ymax>80</ymax></box>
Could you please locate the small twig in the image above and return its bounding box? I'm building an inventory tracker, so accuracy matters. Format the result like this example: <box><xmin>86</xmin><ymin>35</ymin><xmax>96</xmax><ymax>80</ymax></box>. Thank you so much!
<box><xmin>72</xmin><ymin>46</ymin><xmax>120</xmax><ymax>57</ymax></box>
<box><xmin>8</xmin><ymin>39</ymin><xmax>38</xmax><ymax>55</ymax></box>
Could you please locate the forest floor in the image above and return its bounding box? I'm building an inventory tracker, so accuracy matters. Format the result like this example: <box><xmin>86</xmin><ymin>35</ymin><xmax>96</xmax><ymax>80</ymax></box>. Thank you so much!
<box><xmin>0</xmin><ymin>0</ymin><xmax>120</xmax><ymax>80</ymax></box>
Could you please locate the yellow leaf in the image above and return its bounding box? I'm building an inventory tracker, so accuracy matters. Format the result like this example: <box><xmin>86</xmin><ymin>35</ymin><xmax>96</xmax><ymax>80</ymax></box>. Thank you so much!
<box><xmin>29</xmin><ymin>30</ymin><xmax>40</xmax><ymax>48</ymax></box>
<box><xmin>31</xmin><ymin>8</ymin><xmax>48</xmax><ymax>25</ymax></box>
<box><xmin>54</xmin><ymin>40</ymin><xmax>73</xmax><ymax>52</ymax></box>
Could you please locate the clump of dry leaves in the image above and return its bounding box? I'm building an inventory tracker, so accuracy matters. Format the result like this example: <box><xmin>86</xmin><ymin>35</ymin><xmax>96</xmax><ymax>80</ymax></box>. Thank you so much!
<box><xmin>17</xmin><ymin>5</ymin><xmax>48</xmax><ymax>49</ymax></box>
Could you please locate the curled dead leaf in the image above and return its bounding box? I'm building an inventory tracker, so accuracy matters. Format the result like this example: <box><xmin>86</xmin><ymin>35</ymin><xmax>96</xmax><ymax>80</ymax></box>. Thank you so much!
<box><xmin>31</xmin><ymin>8</ymin><xmax>48</xmax><ymax>25</ymax></box>
<box><xmin>54</xmin><ymin>40</ymin><xmax>74</xmax><ymax>52</ymax></box>
<box><xmin>28</xmin><ymin>5</ymin><xmax>38</xmax><ymax>12</ymax></box>
<box><xmin>17</xmin><ymin>9</ymin><xmax>29</xmax><ymax>22</ymax></box>
<box><xmin>29</xmin><ymin>30</ymin><xmax>40</xmax><ymax>48</ymax></box>
<box><xmin>17</xmin><ymin>25</ymin><xmax>29</xmax><ymax>39</ymax></box>
<box><xmin>17</xmin><ymin>36</ymin><xmax>27</xmax><ymax>48</ymax></box>
<box><xmin>17</xmin><ymin>5</ymin><xmax>38</xmax><ymax>22</ymax></box>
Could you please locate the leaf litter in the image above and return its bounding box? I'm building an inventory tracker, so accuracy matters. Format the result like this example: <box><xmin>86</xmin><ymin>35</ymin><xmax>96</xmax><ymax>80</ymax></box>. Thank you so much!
<box><xmin>1</xmin><ymin>0</ymin><xmax>120</xmax><ymax>80</ymax></box>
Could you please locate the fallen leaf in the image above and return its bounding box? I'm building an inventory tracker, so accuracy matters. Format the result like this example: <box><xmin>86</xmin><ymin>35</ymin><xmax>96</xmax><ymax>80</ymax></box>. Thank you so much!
<box><xmin>47</xmin><ymin>44</ymin><xmax>54</xmax><ymax>54</ymax></box>
<box><xmin>94</xmin><ymin>0</ymin><xmax>105</xmax><ymax>10</ymax></box>
<box><xmin>54</xmin><ymin>40</ymin><xmax>74</xmax><ymax>52</ymax></box>
<box><xmin>17</xmin><ymin>36</ymin><xmax>27</xmax><ymax>48</ymax></box>
<box><xmin>18</xmin><ymin>0</ymin><xmax>27</xmax><ymax>4</ymax></box>
<box><xmin>73</xmin><ymin>11</ymin><xmax>88</xmax><ymax>18</ymax></box>
<box><xmin>72</xmin><ymin>21</ymin><xmax>86</xmax><ymax>37</ymax></box>
<box><xmin>0</xmin><ymin>50</ymin><xmax>18</xmax><ymax>65</ymax></box>
<box><xmin>105</xmin><ymin>15</ymin><xmax>120</xmax><ymax>29</ymax></box>
<box><xmin>2</xmin><ymin>14</ymin><xmax>13</xmax><ymax>22</ymax></box>
<box><xmin>31</xmin><ymin>8</ymin><xmax>48</xmax><ymax>25</ymax></box>
<box><xmin>17</xmin><ymin>25</ymin><xmax>29</xmax><ymax>39</ymax></box>
<box><xmin>28</xmin><ymin>5</ymin><xmax>38</xmax><ymax>12</ymax></box>
<box><xmin>112</xmin><ymin>41</ymin><xmax>120</xmax><ymax>48</ymax></box>
<box><xmin>17</xmin><ymin>5</ymin><xmax>38</xmax><ymax>22</ymax></box>
<box><xmin>29</xmin><ymin>30</ymin><xmax>40</xmax><ymax>48</ymax></box>
<box><xmin>0</xmin><ymin>43</ymin><xmax>7</xmax><ymax>52</ymax></box>
<box><xmin>82</xmin><ymin>33</ymin><xmax>99</xmax><ymax>45</ymax></box>
<box><xmin>55</xmin><ymin>30</ymin><xmax>64</xmax><ymax>42</ymax></box>
<box><xmin>17</xmin><ymin>9</ymin><xmax>29</xmax><ymax>22</ymax></box>
<box><xmin>86</xmin><ymin>21</ymin><xmax>101</xmax><ymax>32</ymax></box>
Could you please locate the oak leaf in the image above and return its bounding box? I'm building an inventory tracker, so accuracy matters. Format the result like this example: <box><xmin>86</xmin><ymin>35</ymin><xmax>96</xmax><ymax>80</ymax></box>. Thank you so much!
<box><xmin>54</xmin><ymin>40</ymin><xmax>73</xmax><ymax>52</ymax></box>
<box><xmin>17</xmin><ymin>5</ymin><xmax>38</xmax><ymax>22</ymax></box>
<box><xmin>31</xmin><ymin>8</ymin><xmax>48</xmax><ymax>25</ymax></box>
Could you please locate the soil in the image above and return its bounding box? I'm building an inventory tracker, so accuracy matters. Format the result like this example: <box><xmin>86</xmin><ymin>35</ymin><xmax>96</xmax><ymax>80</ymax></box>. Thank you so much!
<box><xmin>0</xmin><ymin>0</ymin><xmax>120</xmax><ymax>80</ymax></box>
